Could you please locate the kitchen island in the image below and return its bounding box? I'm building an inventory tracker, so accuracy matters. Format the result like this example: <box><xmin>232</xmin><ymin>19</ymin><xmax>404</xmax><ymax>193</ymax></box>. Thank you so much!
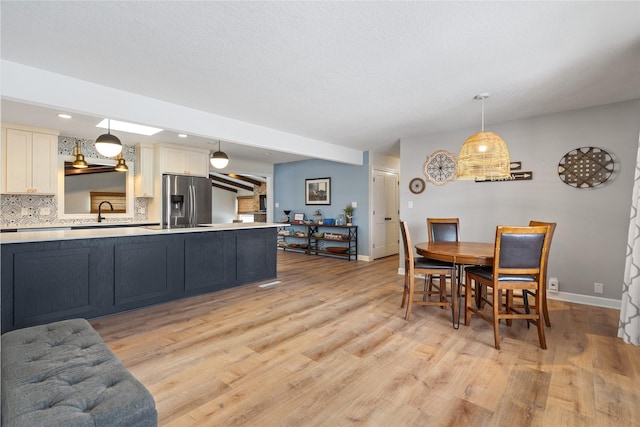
<box><xmin>1</xmin><ymin>223</ymin><xmax>281</xmax><ymax>333</ymax></box>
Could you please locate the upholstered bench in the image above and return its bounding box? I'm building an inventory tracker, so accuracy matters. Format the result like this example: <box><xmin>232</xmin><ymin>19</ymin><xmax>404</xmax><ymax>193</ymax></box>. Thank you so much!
<box><xmin>1</xmin><ymin>318</ymin><xmax>157</xmax><ymax>427</ymax></box>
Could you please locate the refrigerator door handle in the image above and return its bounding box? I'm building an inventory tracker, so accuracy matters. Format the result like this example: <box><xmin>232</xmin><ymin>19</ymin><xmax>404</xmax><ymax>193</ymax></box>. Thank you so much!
<box><xmin>190</xmin><ymin>184</ymin><xmax>196</xmax><ymax>225</ymax></box>
<box><xmin>188</xmin><ymin>184</ymin><xmax>193</xmax><ymax>225</ymax></box>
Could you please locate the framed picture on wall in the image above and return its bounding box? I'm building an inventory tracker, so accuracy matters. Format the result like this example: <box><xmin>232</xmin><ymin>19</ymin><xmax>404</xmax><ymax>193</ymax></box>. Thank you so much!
<box><xmin>305</xmin><ymin>177</ymin><xmax>331</xmax><ymax>205</ymax></box>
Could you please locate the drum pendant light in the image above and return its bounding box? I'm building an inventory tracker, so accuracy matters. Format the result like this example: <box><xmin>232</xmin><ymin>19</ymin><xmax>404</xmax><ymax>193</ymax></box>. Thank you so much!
<box><xmin>457</xmin><ymin>94</ymin><xmax>510</xmax><ymax>181</ymax></box>
<box><xmin>95</xmin><ymin>119</ymin><xmax>123</xmax><ymax>157</ymax></box>
<box><xmin>210</xmin><ymin>140</ymin><xmax>229</xmax><ymax>169</ymax></box>
<box><xmin>72</xmin><ymin>140</ymin><xmax>88</xmax><ymax>168</ymax></box>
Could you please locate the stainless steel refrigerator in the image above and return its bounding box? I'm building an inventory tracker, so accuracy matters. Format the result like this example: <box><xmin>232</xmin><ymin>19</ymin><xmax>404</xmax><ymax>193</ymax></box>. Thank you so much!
<box><xmin>162</xmin><ymin>174</ymin><xmax>212</xmax><ymax>228</ymax></box>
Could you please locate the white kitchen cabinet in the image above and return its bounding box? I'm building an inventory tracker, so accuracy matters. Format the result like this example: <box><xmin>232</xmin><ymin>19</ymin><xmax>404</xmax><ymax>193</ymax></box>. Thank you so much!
<box><xmin>155</xmin><ymin>144</ymin><xmax>209</xmax><ymax>177</ymax></box>
<box><xmin>2</xmin><ymin>126</ymin><xmax>59</xmax><ymax>194</ymax></box>
<box><xmin>135</xmin><ymin>143</ymin><xmax>155</xmax><ymax>197</ymax></box>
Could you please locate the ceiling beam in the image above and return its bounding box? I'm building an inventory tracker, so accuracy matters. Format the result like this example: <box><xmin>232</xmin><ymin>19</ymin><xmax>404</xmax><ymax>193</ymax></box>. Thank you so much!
<box><xmin>225</xmin><ymin>173</ymin><xmax>263</xmax><ymax>187</ymax></box>
<box><xmin>209</xmin><ymin>174</ymin><xmax>253</xmax><ymax>192</ymax></box>
<box><xmin>211</xmin><ymin>182</ymin><xmax>237</xmax><ymax>193</ymax></box>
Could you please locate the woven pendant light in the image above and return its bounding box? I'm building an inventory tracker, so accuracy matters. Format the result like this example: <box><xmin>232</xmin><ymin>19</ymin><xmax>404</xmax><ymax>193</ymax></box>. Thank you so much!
<box><xmin>457</xmin><ymin>94</ymin><xmax>510</xmax><ymax>181</ymax></box>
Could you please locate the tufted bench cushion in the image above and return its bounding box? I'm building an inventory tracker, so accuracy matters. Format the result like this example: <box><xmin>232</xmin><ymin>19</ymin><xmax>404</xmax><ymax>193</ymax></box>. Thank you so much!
<box><xmin>1</xmin><ymin>318</ymin><xmax>157</xmax><ymax>427</ymax></box>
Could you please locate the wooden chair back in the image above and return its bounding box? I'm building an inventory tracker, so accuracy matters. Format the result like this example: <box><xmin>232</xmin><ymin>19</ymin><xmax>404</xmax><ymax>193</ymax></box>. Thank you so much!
<box><xmin>427</xmin><ymin>218</ymin><xmax>460</xmax><ymax>242</ymax></box>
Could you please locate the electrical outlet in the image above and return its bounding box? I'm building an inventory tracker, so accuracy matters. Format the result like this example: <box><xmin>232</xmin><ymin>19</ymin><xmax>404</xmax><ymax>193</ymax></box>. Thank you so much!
<box><xmin>548</xmin><ymin>277</ymin><xmax>559</xmax><ymax>293</ymax></box>
<box><xmin>594</xmin><ymin>282</ymin><xmax>604</xmax><ymax>294</ymax></box>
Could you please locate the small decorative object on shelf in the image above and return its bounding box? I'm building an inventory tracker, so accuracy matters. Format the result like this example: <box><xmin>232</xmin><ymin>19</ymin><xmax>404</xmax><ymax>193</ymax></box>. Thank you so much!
<box><xmin>313</xmin><ymin>209</ymin><xmax>323</xmax><ymax>224</ymax></box>
<box><xmin>343</xmin><ymin>204</ymin><xmax>355</xmax><ymax>226</ymax></box>
<box><xmin>283</xmin><ymin>210</ymin><xmax>291</xmax><ymax>222</ymax></box>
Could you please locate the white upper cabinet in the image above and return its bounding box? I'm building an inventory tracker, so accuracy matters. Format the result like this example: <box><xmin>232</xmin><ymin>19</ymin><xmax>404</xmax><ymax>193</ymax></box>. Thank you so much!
<box><xmin>135</xmin><ymin>143</ymin><xmax>155</xmax><ymax>197</ymax></box>
<box><xmin>2</xmin><ymin>125</ymin><xmax>59</xmax><ymax>194</ymax></box>
<box><xmin>155</xmin><ymin>144</ymin><xmax>209</xmax><ymax>177</ymax></box>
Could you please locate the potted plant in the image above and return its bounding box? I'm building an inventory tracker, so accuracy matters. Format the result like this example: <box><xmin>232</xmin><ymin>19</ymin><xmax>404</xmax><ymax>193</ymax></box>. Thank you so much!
<box><xmin>343</xmin><ymin>204</ymin><xmax>354</xmax><ymax>225</ymax></box>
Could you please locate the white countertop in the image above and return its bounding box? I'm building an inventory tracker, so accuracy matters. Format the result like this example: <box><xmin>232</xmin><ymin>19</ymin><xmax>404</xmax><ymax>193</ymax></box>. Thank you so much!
<box><xmin>1</xmin><ymin>222</ymin><xmax>287</xmax><ymax>244</ymax></box>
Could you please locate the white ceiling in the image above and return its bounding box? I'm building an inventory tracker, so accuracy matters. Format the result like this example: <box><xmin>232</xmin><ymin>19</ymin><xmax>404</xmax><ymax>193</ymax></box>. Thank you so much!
<box><xmin>1</xmin><ymin>1</ymin><xmax>639</xmax><ymax>164</ymax></box>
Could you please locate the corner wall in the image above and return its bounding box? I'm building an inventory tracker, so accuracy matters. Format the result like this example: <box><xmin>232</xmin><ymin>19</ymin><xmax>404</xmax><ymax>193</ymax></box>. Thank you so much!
<box><xmin>400</xmin><ymin>99</ymin><xmax>640</xmax><ymax>301</ymax></box>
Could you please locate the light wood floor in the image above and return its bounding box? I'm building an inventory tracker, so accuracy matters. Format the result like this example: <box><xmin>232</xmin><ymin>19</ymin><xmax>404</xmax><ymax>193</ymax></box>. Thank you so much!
<box><xmin>91</xmin><ymin>251</ymin><xmax>640</xmax><ymax>426</ymax></box>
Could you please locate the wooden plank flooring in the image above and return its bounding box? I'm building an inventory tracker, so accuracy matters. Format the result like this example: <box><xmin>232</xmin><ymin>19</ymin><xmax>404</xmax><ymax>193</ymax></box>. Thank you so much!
<box><xmin>91</xmin><ymin>251</ymin><xmax>640</xmax><ymax>426</ymax></box>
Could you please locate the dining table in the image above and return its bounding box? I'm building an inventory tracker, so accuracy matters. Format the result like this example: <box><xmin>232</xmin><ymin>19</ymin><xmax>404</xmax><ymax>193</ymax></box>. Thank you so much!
<box><xmin>415</xmin><ymin>241</ymin><xmax>495</xmax><ymax>324</ymax></box>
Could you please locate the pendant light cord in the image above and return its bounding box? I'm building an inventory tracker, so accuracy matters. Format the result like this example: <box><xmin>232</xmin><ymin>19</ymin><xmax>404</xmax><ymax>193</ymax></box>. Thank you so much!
<box><xmin>481</xmin><ymin>97</ymin><xmax>485</xmax><ymax>132</ymax></box>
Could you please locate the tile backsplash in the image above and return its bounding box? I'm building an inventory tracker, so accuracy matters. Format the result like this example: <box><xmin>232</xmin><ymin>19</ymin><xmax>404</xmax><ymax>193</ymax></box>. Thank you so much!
<box><xmin>1</xmin><ymin>136</ymin><xmax>150</xmax><ymax>228</ymax></box>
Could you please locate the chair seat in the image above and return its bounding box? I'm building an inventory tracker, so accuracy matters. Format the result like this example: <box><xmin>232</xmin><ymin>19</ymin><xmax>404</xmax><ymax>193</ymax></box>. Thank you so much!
<box><xmin>465</xmin><ymin>266</ymin><xmax>536</xmax><ymax>282</ymax></box>
<box><xmin>415</xmin><ymin>257</ymin><xmax>455</xmax><ymax>270</ymax></box>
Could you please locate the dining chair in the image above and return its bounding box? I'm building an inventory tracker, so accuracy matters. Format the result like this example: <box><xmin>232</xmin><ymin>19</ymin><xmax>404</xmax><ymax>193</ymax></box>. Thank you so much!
<box><xmin>517</xmin><ymin>220</ymin><xmax>556</xmax><ymax>327</ymax></box>
<box><xmin>427</xmin><ymin>217</ymin><xmax>460</xmax><ymax>243</ymax></box>
<box><xmin>426</xmin><ymin>217</ymin><xmax>463</xmax><ymax>307</ymax></box>
<box><xmin>464</xmin><ymin>225</ymin><xmax>551</xmax><ymax>349</ymax></box>
<box><xmin>399</xmin><ymin>221</ymin><xmax>458</xmax><ymax>326</ymax></box>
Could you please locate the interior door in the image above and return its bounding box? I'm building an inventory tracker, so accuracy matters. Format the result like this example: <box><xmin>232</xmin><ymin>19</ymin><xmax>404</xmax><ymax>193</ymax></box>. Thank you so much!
<box><xmin>372</xmin><ymin>170</ymin><xmax>399</xmax><ymax>259</ymax></box>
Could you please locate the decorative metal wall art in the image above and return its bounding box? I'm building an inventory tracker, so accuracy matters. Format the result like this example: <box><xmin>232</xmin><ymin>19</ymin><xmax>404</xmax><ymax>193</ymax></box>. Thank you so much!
<box><xmin>409</xmin><ymin>177</ymin><xmax>425</xmax><ymax>194</ymax></box>
<box><xmin>558</xmin><ymin>147</ymin><xmax>614</xmax><ymax>188</ymax></box>
<box><xmin>423</xmin><ymin>150</ymin><xmax>457</xmax><ymax>185</ymax></box>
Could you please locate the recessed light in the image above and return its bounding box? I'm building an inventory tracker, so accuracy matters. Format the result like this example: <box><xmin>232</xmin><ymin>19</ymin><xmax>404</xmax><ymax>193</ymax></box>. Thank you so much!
<box><xmin>178</xmin><ymin>134</ymin><xmax>188</xmax><ymax>138</ymax></box>
<box><xmin>57</xmin><ymin>113</ymin><xmax>72</xmax><ymax>119</ymax></box>
<box><xmin>96</xmin><ymin>119</ymin><xmax>162</xmax><ymax>136</ymax></box>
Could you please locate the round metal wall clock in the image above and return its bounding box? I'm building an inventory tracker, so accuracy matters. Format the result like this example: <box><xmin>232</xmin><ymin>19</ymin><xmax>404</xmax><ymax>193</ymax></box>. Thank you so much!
<box><xmin>423</xmin><ymin>150</ymin><xmax>457</xmax><ymax>185</ymax></box>
<box><xmin>558</xmin><ymin>147</ymin><xmax>614</xmax><ymax>188</ymax></box>
<box><xmin>409</xmin><ymin>177</ymin><xmax>425</xmax><ymax>194</ymax></box>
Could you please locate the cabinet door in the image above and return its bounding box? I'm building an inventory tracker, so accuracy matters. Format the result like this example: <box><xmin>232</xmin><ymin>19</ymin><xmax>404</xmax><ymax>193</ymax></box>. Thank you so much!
<box><xmin>3</xmin><ymin>128</ymin><xmax>31</xmax><ymax>193</ymax></box>
<box><xmin>162</xmin><ymin>147</ymin><xmax>190</xmax><ymax>175</ymax></box>
<box><xmin>114</xmin><ymin>238</ymin><xmax>178</xmax><ymax>307</ymax></box>
<box><xmin>30</xmin><ymin>132</ymin><xmax>58</xmax><ymax>194</ymax></box>
<box><xmin>2</xmin><ymin>129</ymin><xmax>57</xmax><ymax>194</ymax></box>
<box><xmin>184</xmin><ymin>231</ymin><xmax>236</xmax><ymax>292</ymax></box>
<box><xmin>187</xmin><ymin>150</ymin><xmax>209</xmax><ymax>177</ymax></box>
<box><xmin>237</xmin><ymin>228</ymin><xmax>277</xmax><ymax>284</ymax></box>
<box><xmin>1</xmin><ymin>242</ymin><xmax>109</xmax><ymax>332</ymax></box>
<box><xmin>135</xmin><ymin>143</ymin><xmax>155</xmax><ymax>197</ymax></box>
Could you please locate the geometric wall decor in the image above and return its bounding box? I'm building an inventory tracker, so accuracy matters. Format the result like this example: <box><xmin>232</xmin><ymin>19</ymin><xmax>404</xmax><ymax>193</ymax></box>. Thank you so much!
<box><xmin>558</xmin><ymin>147</ymin><xmax>614</xmax><ymax>188</ymax></box>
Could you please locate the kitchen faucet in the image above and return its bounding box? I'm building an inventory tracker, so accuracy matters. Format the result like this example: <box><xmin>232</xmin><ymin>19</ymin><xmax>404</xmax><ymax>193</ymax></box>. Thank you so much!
<box><xmin>98</xmin><ymin>201</ymin><xmax>113</xmax><ymax>222</ymax></box>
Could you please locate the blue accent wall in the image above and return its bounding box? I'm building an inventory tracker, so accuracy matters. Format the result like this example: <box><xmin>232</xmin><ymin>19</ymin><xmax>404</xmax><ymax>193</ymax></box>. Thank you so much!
<box><xmin>274</xmin><ymin>152</ymin><xmax>370</xmax><ymax>257</ymax></box>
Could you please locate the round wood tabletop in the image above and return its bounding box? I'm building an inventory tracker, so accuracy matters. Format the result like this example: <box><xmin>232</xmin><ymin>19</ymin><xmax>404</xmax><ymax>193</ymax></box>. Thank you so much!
<box><xmin>415</xmin><ymin>241</ymin><xmax>494</xmax><ymax>266</ymax></box>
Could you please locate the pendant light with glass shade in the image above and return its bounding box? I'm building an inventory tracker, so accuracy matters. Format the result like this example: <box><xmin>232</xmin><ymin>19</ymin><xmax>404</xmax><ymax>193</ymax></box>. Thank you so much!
<box><xmin>72</xmin><ymin>140</ymin><xmax>88</xmax><ymax>168</ymax></box>
<box><xmin>210</xmin><ymin>140</ymin><xmax>229</xmax><ymax>169</ymax></box>
<box><xmin>456</xmin><ymin>94</ymin><xmax>510</xmax><ymax>181</ymax></box>
<box><xmin>95</xmin><ymin>119</ymin><xmax>123</xmax><ymax>157</ymax></box>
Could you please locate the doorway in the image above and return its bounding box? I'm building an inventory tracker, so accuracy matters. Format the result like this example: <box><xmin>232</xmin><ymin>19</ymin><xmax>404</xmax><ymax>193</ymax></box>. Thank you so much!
<box><xmin>372</xmin><ymin>170</ymin><xmax>399</xmax><ymax>259</ymax></box>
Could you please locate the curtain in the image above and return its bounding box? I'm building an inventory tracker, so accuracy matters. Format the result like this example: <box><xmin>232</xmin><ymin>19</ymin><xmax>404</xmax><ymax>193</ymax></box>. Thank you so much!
<box><xmin>619</xmin><ymin>138</ymin><xmax>640</xmax><ymax>345</ymax></box>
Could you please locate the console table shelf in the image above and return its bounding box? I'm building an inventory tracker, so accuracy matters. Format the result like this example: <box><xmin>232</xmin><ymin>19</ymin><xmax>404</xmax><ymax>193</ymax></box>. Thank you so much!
<box><xmin>277</xmin><ymin>224</ymin><xmax>357</xmax><ymax>261</ymax></box>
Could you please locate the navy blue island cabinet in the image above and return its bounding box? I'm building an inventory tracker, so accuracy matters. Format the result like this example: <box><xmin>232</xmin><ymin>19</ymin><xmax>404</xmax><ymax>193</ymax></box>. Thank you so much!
<box><xmin>1</xmin><ymin>227</ymin><xmax>277</xmax><ymax>333</ymax></box>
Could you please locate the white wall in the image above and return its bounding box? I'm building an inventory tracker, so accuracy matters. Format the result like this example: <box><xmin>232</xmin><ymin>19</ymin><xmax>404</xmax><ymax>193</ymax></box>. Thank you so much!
<box><xmin>211</xmin><ymin>187</ymin><xmax>238</xmax><ymax>224</ymax></box>
<box><xmin>400</xmin><ymin>99</ymin><xmax>640</xmax><ymax>301</ymax></box>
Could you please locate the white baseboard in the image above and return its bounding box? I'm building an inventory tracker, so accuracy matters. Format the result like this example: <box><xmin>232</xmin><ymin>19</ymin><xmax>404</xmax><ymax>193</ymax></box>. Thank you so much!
<box><xmin>546</xmin><ymin>291</ymin><xmax>621</xmax><ymax>310</ymax></box>
<box><xmin>396</xmin><ymin>268</ymin><xmax>621</xmax><ymax>310</ymax></box>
